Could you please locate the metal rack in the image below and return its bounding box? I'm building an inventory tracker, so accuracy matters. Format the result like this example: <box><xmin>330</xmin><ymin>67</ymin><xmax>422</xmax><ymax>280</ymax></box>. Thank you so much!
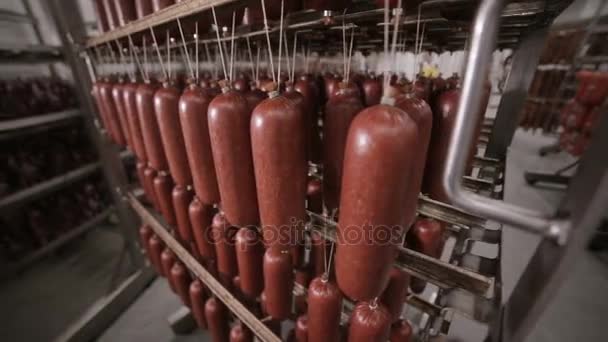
<box><xmin>74</xmin><ymin>0</ymin><xmax>608</xmax><ymax>342</ymax></box>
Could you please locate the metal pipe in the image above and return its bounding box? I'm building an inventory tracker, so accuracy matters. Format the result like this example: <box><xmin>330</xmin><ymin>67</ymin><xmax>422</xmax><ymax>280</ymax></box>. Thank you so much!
<box><xmin>441</xmin><ymin>0</ymin><xmax>569</xmax><ymax>243</ymax></box>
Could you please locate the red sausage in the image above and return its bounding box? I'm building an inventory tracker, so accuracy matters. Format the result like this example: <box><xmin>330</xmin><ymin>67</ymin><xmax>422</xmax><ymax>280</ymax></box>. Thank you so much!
<box><xmin>394</xmin><ymin>93</ymin><xmax>433</xmax><ymax>227</ymax></box>
<box><xmin>310</xmin><ymin>231</ymin><xmax>329</xmax><ymax>277</ymax></box>
<box><xmin>362</xmin><ymin>77</ymin><xmax>382</xmax><ymax>107</ymax></box>
<box><xmin>294</xmin><ymin>266</ymin><xmax>312</xmax><ymax>314</ymax></box>
<box><xmin>235</xmin><ymin>227</ymin><xmax>265</xmax><ymax>299</ymax></box>
<box><xmin>102</xmin><ymin>0</ymin><xmax>118</xmax><ymax>30</ymax></box>
<box><xmin>335</xmin><ymin>104</ymin><xmax>418</xmax><ymax>301</ymax></box>
<box><xmin>230</xmin><ymin>321</ymin><xmax>253</xmax><ymax>342</ymax></box>
<box><xmin>143</xmin><ymin>166</ymin><xmax>159</xmax><ymax>210</ymax></box>
<box><xmin>135</xmin><ymin>0</ymin><xmax>153</xmax><ymax>18</ymax></box>
<box><xmin>407</xmin><ymin>218</ymin><xmax>445</xmax><ymax>294</ymax></box>
<box><xmin>155</xmin><ymin>84</ymin><xmax>192</xmax><ymax>186</ymax></box>
<box><xmin>171</xmin><ymin>261</ymin><xmax>192</xmax><ymax>306</ymax></box>
<box><xmin>123</xmin><ymin>82</ymin><xmax>148</xmax><ymax>161</ymax></box>
<box><xmin>307</xmin><ymin>277</ymin><xmax>343</xmax><ymax>342</ymax></box>
<box><xmin>161</xmin><ymin>247</ymin><xmax>177</xmax><ymax>292</ymax></box>
<box><xmin>91</xmin><ymin>81</ymin><xmax>114</xmax><ymax>140</ymax></box>
<box><xmin>208</xmin><ymin>89</ymin><xmax>259</xmax><ymax>227</ymax></box>
<box><xmin>205</xmin><ymin>297</ymin><xmax>230</xmax><ymax>342</ymax></box>
<box><xmin>153</xmin><ymin>172</ymin><xmax>177</xmax><ymax>226</ymax></box>
<box><xmin>348</xmin><ymin>301</ymin><xmax>391</xmax><ymax>342</ymax></box>
<box><xmin>251</xmin><ymin>93</ymin><xmax>307</xmax><ymax>250</ymax></box>
<box><xmin>296</xmin><ymin>315</ymin><xmax>308</xmax><ymax>342</ymax></box>
<box><xmin>148</xmin><ymin>234</ymin><xmax>165</xmax><ymax>275</ymax></box>
<box><xmin>263</xmin><ymin>247</ymin><xmax>293</xmax><ymax>320</ymax></box>
<box><xmin>113</xmin><ymin>0</ymin><xmax>136</xmax><ymax>26</ymax></box>
<box><xmin>179</xmin><ymin>85</ymin><xmax>220</xmax><ymax>204</ymax></box>
<box><xmin>92</xmin><ymin>0</ymin><xmax>109</xmax><ymax>32</ymax></box>
<box><xmin>172</xmin><ymin>185</ymin><xmax>194</xmax><ymax>243</ymax></box>
<box><xmin>190</xmin><ymin>279</ymin><xmax>208</xmax><ymax>329</ymax></box>
<box><xmin>137</xmin><ymin>82</ymin><xmax>169</xmax><ymax>171</ymax></box>
<box><xmin>152</xmin><ymin>0</ymin><xmax>175</xmax><ymax>12</ymax></box>
<box><xmin>100</xmin><ymin>80</ymin><xmax>127</xmax><ymax>145</ymax></box>
<box><xmin>212</xmin><ymin>213</ymin><xmax>238</xmax><ymax>287</ymax></box>
<box><xmin>323</xmin><ymin>82</ymin><xmax>363</xmax><ymax>212</ymax></box>
<box><xmin>189</xmin><ymin>197</ymin><xmax>216</xmax><ymax>261</ymax></box>
<box><xmin>136</xmin><ymin>161</ymin><xmax>147</xmax><ymax>194</ymax></box>
<box><xmin>138</xmin><ymin>224</ymin><xmax>153</xmax><ymax>260</ymax></box>
<box><xmin>389</xmin><ymin>319</ymin><xmax>412</xmax><ymax>342</ymax></box>
<box><xmin>380</xmin><ymin>267</ymin><xmax>410</xmax><ymax>322</ymax></box>
<box><xmin>294</xmin><ymin>78</ymin><xmax>321</xmax><ymax>163</ymax></box>
<box><xmin>244</xmin><ymin>88</ymin><xmax>267</xmax><ymax>112</ymax></box>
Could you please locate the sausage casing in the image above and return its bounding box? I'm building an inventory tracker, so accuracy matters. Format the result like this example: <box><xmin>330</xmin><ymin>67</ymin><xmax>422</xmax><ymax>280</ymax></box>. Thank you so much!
<box><xmin>205</xmin><ymin>297</ymin><xmax>230</xmax><ymax>342</ymax></box>
<box><xmin>307</xmin><ymin>277</ymin><xmax>343</xmax><ymax>342</ymax></box>
<box><xmin>348</xmin><ymin>301</ymin><xmax>391</xmax><ymax>342</ymax></box>
<box><xmin>211</xmin><ymin>213</ymin><xmax>238</xmax><ymax>286</ymax></box>
<box><xmin>123</xmin><ymin>82</ymin><xmax>148</xmax><ymax>161</ymax></box>
<box><xmin>380</xmin><ymin>267</ymin><xmax>410</xmax><ymax>322</ymax></box>
<box><xmin>172</xmin><ymin>185</ymin><xmax>194</xmax><ymax>243</ymax></box>
<box><xmin>235</xmin><ymin>227</ymin><xmax>265</xmax><ymax>299</ymax></box>
<box><xmin>153</xmin><ymin>172</ymin><xmax>177</xmax><ymax>226</ymax></box>
<box><xmin>161</xmin><ymin>247</ymin><xmax>177</xmax><ymax>292</ymax></box>
<box><xmin>137</xmin><ymin>82</ymin><xmax>169</xmax><ymax>171</ymax></box>
<box><xmin>189</xmin><ymin>197</ymin><xmax>216</xmax><ymax>260</ymax></box>
<box><xmin>171</xmin><ymin>261</ymin><xmax>192</xmax><ymax>306</ymax></box>
<box><xmin>263</xmin><ymin>247</ymin><xmax>293</xmax><ymax>320</ymax></box>
<box><xmin>190</xmin><ymin>279</ymin><xmax>208</xmax><ymax>329</ymax></box>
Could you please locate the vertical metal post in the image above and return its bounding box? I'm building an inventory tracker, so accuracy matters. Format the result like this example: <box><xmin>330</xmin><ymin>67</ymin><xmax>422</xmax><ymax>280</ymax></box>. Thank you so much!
<box><xmin>502</xmin><ymin>113</ymin><xmax>608</xmax><ymax>342</ymax></box>
<box><xmin>485</xmin><ymin>28</ymin><xmax>550</xmax><ymax>159</ymax></box>
<box><xmin>44</xmin><ymin>0</ymin><xmax>143</xmax><ymax>270</ymax></box>
<box><xmin>21</xmin><ymin>0</ymin><xmax>58</xmax><ymax>77</ymax></box>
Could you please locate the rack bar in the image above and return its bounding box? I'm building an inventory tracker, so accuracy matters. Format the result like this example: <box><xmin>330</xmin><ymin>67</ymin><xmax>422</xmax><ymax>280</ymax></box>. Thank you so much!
<box><xmin>128</xmin><ymin>193</ymin><xmax>282</xmax><ymax>342</ymax></box>
<box><xmin>0</xmin><ymin>109</ymin><xmax>80</xmax><ymax>132</ymax></box>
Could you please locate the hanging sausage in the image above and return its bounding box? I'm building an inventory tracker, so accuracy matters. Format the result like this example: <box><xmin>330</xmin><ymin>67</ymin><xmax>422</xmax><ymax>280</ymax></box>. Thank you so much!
<box><xmin>295</xmin><ymin>315</ymin><xmax>309</xmax><ymax>342</ymax></box>
<box><xmin>307</xmin><ymin>276</ymin><xmax>343</xmax><ymax>342</ymax></box>
<box><xmin>99</xmin><ymin>80</ymin><xmax>127</xmax><ymax>145</ymax></box>
<box><xmin>143</xmin><ymin>167</ymin><xmax>160</xmax><ymax>210</ymax></box>
<box><xmin>138</xmin><ymin>224</ymin><xmax>153</xmax><ymax>260</ymax></box>
<box><xmin>113</xmin><ymin>0</ymin><xmax>136</xmax><ymax>26</ymax></box>
<box><xmin>190</xmin><ymin>279</ymin><xmax>208</xmax><ymax>329</ymax></box>
<box><xmin>230</xmin><ymin>321</ymin><xmax>253</xmax><ymax>342</ymax></box>
<box><xmin>263</xmin><ymin>247</ymin><xmax>293</xmax><ymax>320</ymax></box>
<box><xmin>148</xmin><ymin>234</ymin><xmax>165</xmax><ymax>275</ymax></box>
<box><xmin>172</xmin><ymin>185</ymin><xmax>195</xmax><ymax>245</ymax></box>
<box><xmin>407</xmin><ymin>218</ymin><xmax>445</xmax><ymax>293</ymax></box>
<box><xmin>348</xmin><ymin>301</ymin><xmax>391</xmax><ymax>342</ymax></box>
<box><xmin>111</xmin><ymin>79</ymin><xmax>134</xmax><ymax>148</ymax></box>
<box><xmin>335</xmin><ymin>103</ymin><xmax>418</xmax><ymax>301</ymax></box>
<box><xmin>212</xmin><ymin>212</ymin><xmax>238</xmax><ymax>288</ymax></box>
<box><xmin>137</xmin><ymin>82</ymin><xmax>169</xmax><ymax>171</ymax></box>
<box><xmin>153</xmin><ymin>172</ymin><xmax>177</xmax><ymax>226</ymax></box>
<box><xmin>294</xmin><ymin>266</ymin><xmax>312</xmax><ymax>314</ymax></box>
<box><xmin>379</xmin><ymin>267</ymin><xmax>410</xmax><ymax>322</ymax></box>
<box><xmin>362</xmin><ymin>76</ymin><xmax>382</xmax><ymax>107</ymax></box>
<box><xmin>390</xmin><ymin>319</ymin><xmax>413</xmax><ymax>342</ymax></box>
<box><xmin>171</xmin><ymin>261</ymin><xmax>192</xmax><ymax>307</ymax></box>
<box><xmin>205</xmin><ymin>297</ymin><xmax>230</xmax><ymax>342</ymax></box>
<box><xmin>123</xmin><ymin>81</ymin><xmax>148</xmax><ymax>161</ymax></box>
<box><xmin>189</xmin><ymin>197</ymin><xmax>216</xmax><ymax>261</ymax></box>
<box><xmin>161</xmin><ymin>247</ymin><xmax>177</xmax><ymax>292</ymax></box>
<box><xmin>135</xmin><ymin>0</ymin><xmax>153</xmax><ymax>19</ymax></box>
<box><xmin>235</xmin><ymin>227</ymin><xmax>265</xmax><ymax>299</ymax></box>
<box><xmin>306</xmin><ymin>177</ymin><xmax>323</xmax><ymax>214</ymax></box>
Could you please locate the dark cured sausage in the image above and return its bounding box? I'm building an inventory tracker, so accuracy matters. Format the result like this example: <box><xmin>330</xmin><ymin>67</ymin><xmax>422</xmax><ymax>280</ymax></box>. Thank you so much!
<box><xmin>205</xmin><ymin>297</ymin><xmax>230</xmax><ymax>342</ymax></box>
<box><xmin>296</xmin><ymin>315</ymin><xmax>308</xmax><ymax>342</ymax></box>
<box><xmin>211</xmin><ymin>213</ymin><xmax>238</xmax><ymax>287</ymax></box>
<box><xmin>335</xmin><ymin>104</ymin><xmax>418</xmax><ymax>301</ymax></box>
<box><xmin>307</xmin><ymin>277</ymin><xmax>343</xmax><ymax>342</ymax></box>
<box><xmin>171</xmin><ymin>261</ymin><xmax>192</xmax><ymax>306</ymax></box>
<box><xmin>152</xmin><ymin>0</ymin><xmax>175</xmax><ymax>12</ymax></box>
<box><xmin>99</xmin><ymin>80</ymin><xmax>126</xmax><ymax>145</ymax></box>
<box><xmin>92</xmin><ymin>0</ymin><xmax>109</xmax><ymax>32</ymax></box>
<box><xmin>263</xmin><ymin>247</ymin><xmax>293</xmax><ymax>320</ymax></box>
<box><xmin>172</xmin><ymin>185</ymin><xmax>194</xmax><ymax>243</ymax></box>
<box><xmin>143</xmin><ymin>167</ymin><xmax>159</xmax><ymax>210</ymax></box>
<box><xmin>362</xmin><ymin>77</ymin><xmax>382</xmax><ymax>107</ymax></box>
<box><xmin>135</xmin><ymin>0</ymin><xmax>153</xmax><ymax>19</ymax></box>
<box><xmin>251</xmin><ymin>94</ymin><xmax>307</xmax><ymax>249</ymax></box>
<box><xmin>190</xmin><ymin>279</ymin><xmax>208</xmax><ymax>329</ymax></box>
<box><xmin>113</xmin><ymin>0</ymin><xmax>136</xmax><ymax>26</ymax></box>
<box><xmin>155</xmin><ymin>84</ymin><xmax>192</xmax><ymax>186</ymax></box>
<box><xmin>123</xmin><ymin>82</ymin><xmax>148</xmax><ymax>161</ymax></box>
<box><xmin>390</xmin><ymin>319</ymin><xmax>412</xmax><ymax>342</ymax></box>
<box><xmin>189</xmin><ymin>197</ymin><xmax>216</xmax><ymax>261</ymax></box>
<box><xmin>153</xmin><ymin>172</ymin><xmax>177</xmax><ymax>226</ymax></box>
<box><xmin>137</xmin><ymin>82</ymin><xmax>169</xmax><ymax>171</ymax></box>
<box><xmin>380</xmin><ymin>267</ymin><xmax>409</xmax><ymax>322</ymax></box>
<box><xmin>323</xmin><ymin>82</ymin><xmax>363</xmax><ymax>212</ymax></box>
<box><xmin>348</xmin><ymin>301</ymin><xmax>391</xmax><ymax>342</ymax></box>
<box><xmin>230</xmin><ymin>321</ymin><xmax>253</xmax><ymax>342</ymax></box>
<box><xmin>394</xmin><ymin>93</ymin><xmax>433</xmax><ymax>227</ymax></box>
<box><xmin>235</xmin><ymin>227</ymin><xmax>265</xmax><ymax>299</ymax></box>
<box><xmin>148</xmin><ymin>234</ymin><xmax>165</xmax><ymax>275</ymax></box>
<box><xmin>139</xmin><ymin>224</ymin><xmax>153</xmax><ymax>260</ymax></box>
<box><xmin>208</xmin><ymin>89</ymin><xmax>259</xmax><ymax>227</ymax></box>
<box><xmin>179</xmin><ymin>85</ymin><xmax>220</xmax><ymax>204</ymax></box>
<box><xmin>407</xmin><ymin>218</ymin><xmax>445</xmax><ymax>293</ymax></box>
<box><xmin>161</xmin><ymin>247</ymin><xmax>177</xmax><ymax>292</ymax></box>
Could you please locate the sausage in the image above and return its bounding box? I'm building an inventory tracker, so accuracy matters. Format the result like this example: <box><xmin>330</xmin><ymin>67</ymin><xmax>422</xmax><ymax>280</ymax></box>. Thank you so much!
<box><xmin>136</xmin><ymin>161</ymin><xmax>147</xmax><ymax>195</ymax></box>
<box><xmin>102</xmin><ymin>0</ymin><xmax>118</xmax><ymax>30</ymax></box>
<box><xmin>380</xmin><ymin>267</ymin><xmax>410</xmax><ymax>322</ymax></box>
<box><xmin>407</xmin><ymin>218</ymin><xmax>445</xmax><ymax>293</ymax></box>
<box><xmin>323</xmin><ymin>82</ymin><xmax>363</xmax><ymax>212</ymax></box>
<box><xmin>335</xmin><ymin>104</ymin><xmax>418</xmax><ymax>301</ymax></box>
<box><xmin>205</xmin><ymin>297</ymin><xmax>230</xmax><ymax>342</ymax></box>
<box><xmin>307</xmin><ymin>277</ymin><xmax>343</xmax><ymax>342</ymax></box>
<box><xmin>148</xmin><ymin>234</ymin><xmax>165</xmax><ymax>275</ymax></box>
<box><xmin>260</xmin><ymin>291</ymin><xmax>268</xmax><ymax>315</ymax></box>
<box><xmin>155</xmin><ymin>84</ymin><xmax>192</xmax><ymax>186</ymax></box>
<box><xmin>172</xmin><ymin>185</ymin><xmax>194</xmax><ymax>244</ymax></box>
<box><xmin>285</xmin><ymin>85</ymin><xmax>312</xmax><ymax>163</ymax></box>
<box><xmin>263</xmin><ymin>247</ymin><xmax>293</xmax><ymax>320</ymax></box>
<box><xmin>295</xmin><ymin>315</ymin><xmax>308</xmax><ymax>342</ymax></box>
<box><xmin>310</xmin><ymin>231</ymin><xmax>329</xmax><ymax>277</ymax></box>
<box><xmin>307</xmin><ymin>177</ymin><xmax>322</xmax><ymax>214</ymax></box>
<box><xmin>295</xmin><ymin>78</ymin><xmax>321</xmax><ymax>163</ymax></box>
<box><xmin>233</xmin><ymin>78</ymin><xmax>249</xmax><ymax>93</ymax></box>
<box><xmin>99</xmin><ymin>80</ymin><xmax>127</xmax><ymax>145</ymax></box>
<box><xmin>211</xmin><ymin>213</ymin><xmax>238</xmax><ymax>287</ymax></box>
<box><xmin>92</xmin><ymin>0</ymin><xmax>109</xmax><ymax>32</ymax></box>
<box><xmin>208</xmin><ymin>89</ymin><xmax>259</xmax><ymax>227</ymax></box>
<box><xmin>135</xmin><ymin>0</ymin><xmax>153</xmax><ymax>19</ymax></box>
<box><xmin>324</xmin><ymin>75</ymin><xmax>341</xmax><ymax>101</ymax></box>
<box><xmin>389</xmin><ymin>319</ymin><xmax>412</xmax><ymax>342</ymax></box>
<box><xmin>171</xmin><ymin>261</ymin><xmax>192</xmax><ymax>306</ymax></box>
<box><xmin>394</xmin><ymin>93</ymin><xmax>433</xmax><ymax>227</ymax></box>
<box><xmin>348</xmin><ymin>301</ymin><xmax>391</xmax><ymax>342</ymax></box>
<box><xmin>190</xmin><ymin>279</ymin><xmax>208</xmax><ymax>329</ymax></box>
<box><xmin>138</xmin><ymin>224</ymin><xmax>153</xmax><ymax>260</ymax></box>
<box><xmin>230</xmin><ymin>321</ymin><xmax>253</xmax><ymax>342</ymax></box>
<box><xmin>179</xmin><ymin>84</ymin><xmax>220</xmax><ymax>204</ymax></box>
<box><xmin>113</xmin><ymin>0</ymin><xmax>136</xmax><ymax>26</ymax></box>
<box><xmin>251</xmin><ymin>93</ymin><xmax>307</xmax><ymax>250</ymax></box>
<box><xmin>244</xmin><ymin>88</ymin><xmax>267</xmax><ymax>112</ymax></box>
<box><xmin>294</xmin><ymin>266</ymin><xmax>312</xmax><ymax>314</ymax></box>
<box><xmin>413</xmin><ymin>77</ymin><xmax>430</xmax><ymax>103</ymax></box>
<box><xmin>362</xmin><ymin>77</ymin><xmax>382</xmax><ymax>107</ymax></box>
<box><xmin>152</xmin><ymin>0</ymin><xmax>175</xmax><ymax>12</ymax></box>
<box><xmin>189</xmin><ymin>197</ymin><xmax>216</xmax><ymax>261</ymax></box>
<box><xmin>153</xmin><ymin>172</ymin><xmax>177</xmax><ymax>226</ymax></box>
<box><xmin>137</xmin><ymin>82</ymin><xmax>169</xmax><ymax>172</ymax></box>
<box><xmin>123</xmin><ymin>82</ymin><xmax>148</xmax><ymax>161</ymax></box>
<box><xmin>143</xmin><ymin>166</ymin><xmax>159</xmax><ymax>210</ymax></box>
<box><xmin>91</xmin><ymin>81</ymin><xmax>114</xmax><ymax>140</ymax></box>
<box><xmin>161</xmin><ymin>247</ymin><xmax>177</xmax><ymax>292</ymax></box>
<box><xmin>235</xmin><ymin>227</ymin><xmax>265</xmax><ymax>299</ymax></box>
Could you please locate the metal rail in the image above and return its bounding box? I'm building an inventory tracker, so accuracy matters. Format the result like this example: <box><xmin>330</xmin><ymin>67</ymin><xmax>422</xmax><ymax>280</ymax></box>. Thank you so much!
<box><xmin>0</xmin><ymin>109</ymin><xmax>80</xmax><ymax>132</ymax></box>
